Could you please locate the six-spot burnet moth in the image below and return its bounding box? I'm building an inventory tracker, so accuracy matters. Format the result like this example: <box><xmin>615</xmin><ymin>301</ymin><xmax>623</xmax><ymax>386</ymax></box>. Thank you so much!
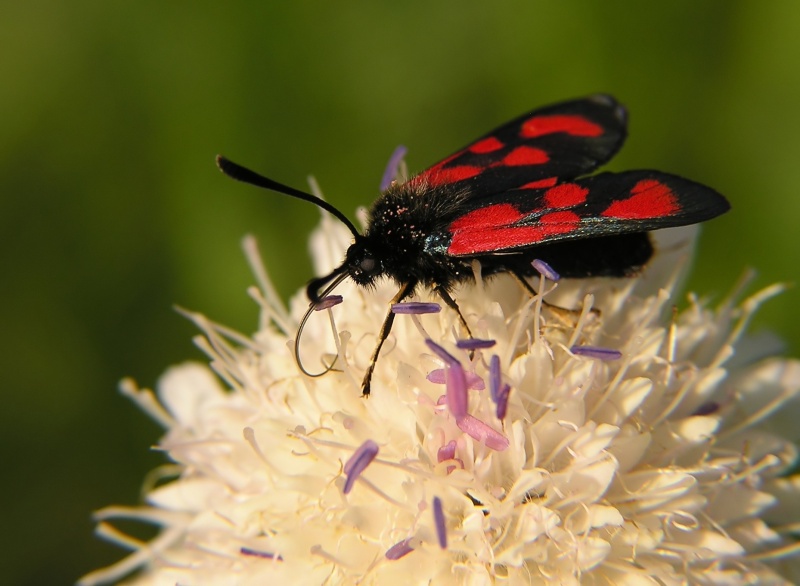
<box><xmin>217</xmin><ymin>95</ymin><xmax>730</xmax><ymax>396</ymax></box>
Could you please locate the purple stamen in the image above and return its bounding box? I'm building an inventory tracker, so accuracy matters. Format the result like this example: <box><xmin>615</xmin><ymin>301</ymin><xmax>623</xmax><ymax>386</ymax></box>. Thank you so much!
<box><xmin>425</xmin><ymin>339</ymin><xmax>459</xmax><ymax>366</ymax></box>
<box><xmin>532</xmin><ymin>259</ymin><xmax>560</xmax><ymax>282</ymax></box>
<box><xmin>313</xmin><ymin>295</ymin><xmax>343</xmax><ymax>311</ymax></box>
<box><xmin>240</xmin><ymin>547</ymin><xmax>283</xmax><ymax>561</ymax></box>
<box><xmin>455</xmin><ymin>338</ymin><xmax>496</xmax><ymax>350</ymax></box>
<box><xmin>380</xmin><ymin>145</ymin><xmax>408</xmax><ymax>191</ymax></box>
<box><xmin>343</xmin><ymin>439</ymin><xmax>379</xmax><ymax>494</ymax></box>
<box><xmin>426</xmin><ymin>369</ymin><xmax>446</xmax><ymax>384</ymax></box>
<box><xmin>391</xmin><ymin>302</ymin><xmax>442</xmax><ymax>314</ymax></box>
<box><xmin>495</xmin><ymin>384</ymin><xmax>511</xmax><ymax>420</ymax></box>
<box><xmin>489</xmin><ymin>355</ymin><xmax>501</xmax><ymax>402</ymax></box>
<box><xmin>432</xmin><ymin>496</ymin><xmax>447</xmax><ymax>549</ymax></box>
<box><xmin>385</xmin><ymin>538</ymin><xmax>415</xmax><ymax>560</ymax></box>
<box><xmin>445</xmin><ymin>362</ymin><xmax>469</xmax><ymax>420</ymax></box>
<box><xmin>570</xmin><ymin>345</ymin><xmax>622</xmax><ymax>361</ymax></box>
<box><xmin>437</xmin><ymin>440</ymin><xmax>457</xmax><ymax>463</ymax></box>
<box><xmin>427</xmin><ymin>368</ymin><xmax>485</xmax><ymax>390</ymax></box>
<box><xmin>456</xmin><ymin>414</ymin><xmax>509</xmax><ymax>451</ymax></box>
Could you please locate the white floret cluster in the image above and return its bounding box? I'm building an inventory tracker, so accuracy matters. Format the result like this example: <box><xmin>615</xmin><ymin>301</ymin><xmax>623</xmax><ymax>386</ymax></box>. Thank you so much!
<box><xmin>82</xmin><ymin>216</ymin><xmax>800</xmax><ymax>585</ymax></box>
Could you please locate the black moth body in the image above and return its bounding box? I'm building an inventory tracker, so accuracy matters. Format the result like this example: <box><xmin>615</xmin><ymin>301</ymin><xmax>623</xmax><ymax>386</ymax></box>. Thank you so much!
<box><xmin>358</xmin><ymin>181</ymin><xmax>656</xmax><ymax>291</ymax></box>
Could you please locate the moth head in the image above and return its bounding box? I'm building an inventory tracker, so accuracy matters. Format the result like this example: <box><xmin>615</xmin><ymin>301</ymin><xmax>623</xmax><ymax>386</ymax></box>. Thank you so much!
<box><xmin>344</xmin><ymin>239</ymin><xmax>384</xmax><ymax>288</ymax></box>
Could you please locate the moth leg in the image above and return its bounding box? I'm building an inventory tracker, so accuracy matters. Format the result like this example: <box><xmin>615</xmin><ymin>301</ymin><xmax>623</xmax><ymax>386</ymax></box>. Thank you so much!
<box><xmin>361</xmin><ymin>280</ymin><xmax>416</xmax><ymax>397</ymax></box>
<box><xmin>510</xmin><ymin>270</ymin><xmax>539</xmax><ymax>298</ymax></box>
<box><xmin>434</xmin><ymin>285</ymin><xmax>473</xmax><ymax>339</ymax></box>
<box><xmin>511</xmin><ymin>270</ymin><xmax>599</xmax><ymax>322</ymax></box>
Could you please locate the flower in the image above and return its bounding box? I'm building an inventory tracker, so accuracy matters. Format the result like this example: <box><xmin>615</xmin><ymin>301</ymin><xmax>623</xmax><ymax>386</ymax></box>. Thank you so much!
<box><xmin>81</xmin><ymin>214</ymin><xmax>800</xmax><ymax>585</ymax></box>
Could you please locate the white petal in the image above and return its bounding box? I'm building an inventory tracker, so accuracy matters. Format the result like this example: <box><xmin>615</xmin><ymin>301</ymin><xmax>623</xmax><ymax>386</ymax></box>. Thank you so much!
<box><xmin>706</xmin><ymin>484</ymin><xmax>777</xmax><ymax>525</ymax></box>
<box><xmin>763</xmin><ymin>475</ymin><xmax>800</xmax><ymax>524</ymax></box>
<box><xmin>607</xmin><ymin>427</ymin><xmax>651</xmax><ymax>473</ymax></box>
<box><xmin>147</xmin><ymin>478</ymin><xmax>225</xmax><ymax>512</ymax></box>
<box><xmin>157</xmin><ymin>362</ymin><xmax>226</xmax><ymax>426</ymax></box>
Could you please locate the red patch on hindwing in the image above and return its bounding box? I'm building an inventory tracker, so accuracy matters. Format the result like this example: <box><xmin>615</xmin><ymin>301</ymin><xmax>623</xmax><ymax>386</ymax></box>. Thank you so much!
<box><xmin>601</xmin><ymin>179</ymin><xmax>679</xmax><ymax>219</ymax></box>
<box><xmin>521</xmin><ymin>115</ymin><xmax>604</xmax><ymax>138</ymax></box>
<box><xmin>543</xmin><ymin>183</ymin><xmax>589</xmax><ymax>208</ymax></box>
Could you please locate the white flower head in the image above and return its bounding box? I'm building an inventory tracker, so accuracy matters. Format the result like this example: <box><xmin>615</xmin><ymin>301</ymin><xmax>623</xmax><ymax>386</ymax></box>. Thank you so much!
<box><xmin>82</xmin><ymin>210</ymin><xmax>800</xmax><ymax>585</ymax></box>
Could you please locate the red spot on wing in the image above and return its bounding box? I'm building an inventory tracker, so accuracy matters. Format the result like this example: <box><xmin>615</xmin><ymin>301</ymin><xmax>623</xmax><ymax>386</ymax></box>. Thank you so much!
<box><xmin>410</xmin><ymin>150</ymin><xmax>480</xmax><ymax>188</ymax></box>
<box><xmin>520</xmin><ymin>177</ymin><xmax>558</xmax><ymax>189</ymax></box>
<box><xmin>500</xmin><ymin>146</ymin><xmax>549</xmax><ymax>166</ymax></box>
<box><xmin>601</xmin><ymin>179</ymin><xmax>679</xmax><ymax>219</ymax></box>
<box><xmin>448</xmin><ymin>209</ymin><xmax>581</xmax><ymax>255</ymax></box>
<box><xmin>538</xmin><ymin>210</ymin><xmax>581</xmax><ymax>232</ymax></box>
<box><xmin>469</xmin><ymin>137</ymin><xmax>504</xmax><ymax>154</ymax></box>
<box><xmin>449</xmin><ymin>203</ymin><xmax>522</xmax><ymax>231</ymax></box>
<box><xmin>543</xmin><ymin>183</ymin><xmax>589</xmax><ymax>208</ymax></box>
<box><xmin>521</xmin><ymin>115</ymin><xmax>604</xmax><ymax>138</ymax></box>
<box><xmin>426</xmin><ymin>165</ymin><xmax>482</xmax><ymax>186</ymax></box>
<box><xmin>411</xmin><ymin>154</ymin><xmax>482</xmax><ymax>187</ymax></box>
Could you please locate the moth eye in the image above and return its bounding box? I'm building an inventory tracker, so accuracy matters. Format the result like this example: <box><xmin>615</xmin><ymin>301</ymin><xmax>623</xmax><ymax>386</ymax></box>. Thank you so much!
<box><xmin>360</xmin><ymin>257</ymin><xmax>376</xmax><ymax>273</ymax></box>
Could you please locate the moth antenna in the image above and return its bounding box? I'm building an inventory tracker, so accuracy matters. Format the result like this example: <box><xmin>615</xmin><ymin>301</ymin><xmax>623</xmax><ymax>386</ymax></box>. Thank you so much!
<box><xmin>216</xmin><ymin>155</ymin><xmax>361</xmax><ymax>238</ymax></box>
<box><xmin>306</xmin><ymin>269</ymin><xmax>346</xmax><ymax>304</ymax></box>
<box><xmin>294</xmin><ymin>272</ymin><xmax>350</xmax><ymax>378</ymax></box>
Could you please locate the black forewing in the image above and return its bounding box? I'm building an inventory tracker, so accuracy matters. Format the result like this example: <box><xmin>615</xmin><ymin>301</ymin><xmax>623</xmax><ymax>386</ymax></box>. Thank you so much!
<box><xmin>572</xmin><ymin>170</ymin><xmax>730</xmax><ymax>234</ymax></box>
<box><xmin>405</xmin><ymin>95</ymin><xmax>628</xmax><ymax>198</ymax></box>
<box><xmin>442</xmin><ymin>170</ymin><xmax>730</xmax><ymax>257</ymax></box>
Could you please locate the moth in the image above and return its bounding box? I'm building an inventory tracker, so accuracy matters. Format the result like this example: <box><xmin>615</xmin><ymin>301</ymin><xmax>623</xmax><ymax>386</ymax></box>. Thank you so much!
<box><xmin>218</xmin><ymin>95</ymin><xmax>729</xmax><ymax>395</ymax></box>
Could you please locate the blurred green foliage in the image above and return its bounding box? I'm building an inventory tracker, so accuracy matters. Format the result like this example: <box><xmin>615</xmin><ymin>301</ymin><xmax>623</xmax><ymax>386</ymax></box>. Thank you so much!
<box><xmin>2</xmin><ymin>1</ymin><xmax>799</xmax><ymax>583</ymax></box>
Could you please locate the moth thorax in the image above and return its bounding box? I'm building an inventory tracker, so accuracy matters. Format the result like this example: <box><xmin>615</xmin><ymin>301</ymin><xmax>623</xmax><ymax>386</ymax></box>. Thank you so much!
<box><xmin>368</xmin><ymin>196</ymin><xmax>432</xmax><ymax>257</ymax></box>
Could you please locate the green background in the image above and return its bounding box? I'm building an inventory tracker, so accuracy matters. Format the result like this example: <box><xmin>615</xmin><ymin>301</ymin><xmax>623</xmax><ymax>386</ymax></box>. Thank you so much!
<box><xmin>3</xmin><ymin>2</ymin><xmax>799</xmax><ymax>583</ymax></box>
